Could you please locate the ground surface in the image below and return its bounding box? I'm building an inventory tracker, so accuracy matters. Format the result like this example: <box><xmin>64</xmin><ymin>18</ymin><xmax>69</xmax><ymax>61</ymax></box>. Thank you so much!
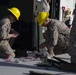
<box><xmin>0</xmin><ymin>53</ymin><xmax>76</xmax><ymax>75</ymax></box>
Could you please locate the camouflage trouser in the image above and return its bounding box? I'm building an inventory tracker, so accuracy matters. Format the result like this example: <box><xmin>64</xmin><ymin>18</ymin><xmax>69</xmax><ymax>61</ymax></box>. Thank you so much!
<box><xmin>43</xmin><ymin>29</ymin><xmax>69</xmax><ymax>57</ymax></box>
<box><xmin>0</xmin><ymin>41</ymin><xmax>15</xmax><ymax>58</ymax></box>
<box><xmin>45</xmin><ymin>44</ymin><xmax>68</xmax><ymax>57</ymax></box>
<box><xmin>9</xmin><ymin>37</ymin><xmax>15</xmax><ymax>47</ymax></box>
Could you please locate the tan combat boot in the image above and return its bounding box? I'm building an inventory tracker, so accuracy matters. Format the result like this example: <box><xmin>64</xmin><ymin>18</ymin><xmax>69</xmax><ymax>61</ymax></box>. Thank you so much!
<box><xmin>48</xmin><ymin>48</ymin><xmax>55</xmax><ymax>59</ymax></box>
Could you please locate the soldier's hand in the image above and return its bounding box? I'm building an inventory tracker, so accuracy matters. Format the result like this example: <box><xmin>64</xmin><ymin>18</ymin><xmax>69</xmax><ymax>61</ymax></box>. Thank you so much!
<box><xmin>13</xmin><ymin>31</ymin><xmax>19</xmax><ymax>35</ymax></box>
<box><xmin>9</xmin><ymin>34</ymin><xmax>18</xmax><ymax>38</ymax></box>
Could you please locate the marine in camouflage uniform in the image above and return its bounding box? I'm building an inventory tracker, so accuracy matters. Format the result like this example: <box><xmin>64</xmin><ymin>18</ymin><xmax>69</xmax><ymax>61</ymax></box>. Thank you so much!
<box><xmin>41</xmin><ymin>0</ymin><xmax>51</xmax><ymax>33</ymax></box>
<box><xmin>0</xmin><ymin>7</ymin><xmax>20</xmax><ymax>58</ymax></box>
<box><xmin>42</xmin><ymin>19</ymin><xmax>70</xmax><ymax>57</ymax></box>
<box><xmin>42</xmin><ymin>0</ymin><xmax>50</xmax><ymax>12</ymax></box>
<box><xmin>36</xmin><ymin>11</ymin><xmax>70</xmax><ymax>58</ymax></box>
<box><xmin>0</xmin><ymin>17</ymin><xmax>15</xmax><ymax>58</ymax></box>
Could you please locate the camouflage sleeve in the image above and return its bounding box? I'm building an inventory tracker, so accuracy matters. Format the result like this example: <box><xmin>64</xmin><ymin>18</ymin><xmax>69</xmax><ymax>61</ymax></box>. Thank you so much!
<box><xmin>42</xmin><ymin>0</ymin><xmax>50</xmax><ymax>12</ymax></box>
<box><xmin>0</xmin><ymin>21</ymin><xmax>9</xmax><ymax>40</ymax></box>
<box><xmin>44</xmin><ymin>25</ymin><xmax>58</xmax><ymax>47</ymax></box>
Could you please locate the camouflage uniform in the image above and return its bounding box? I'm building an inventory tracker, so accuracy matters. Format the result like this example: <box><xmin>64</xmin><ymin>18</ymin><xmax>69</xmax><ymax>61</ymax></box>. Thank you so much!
<box><xmin>0</xmin><ymin>17</ymin><xmax>15</xmax><ymax>58</ymax></box>
<box><xmin>43</xmin><ymin>19</ymin><xmax>70</xmax><ymax>56</ymax></box>
<box><xmin>42</xmin><ymin>0</ymin><xmax>50</xmax><ymax>33</ymax></box>
<box><xmin>42</xmin><ymin>0</ymin><xmax>50</xmax><ymax>12</ymax></box>
<box><xmin>68</xmin><ymin>9</ymin><xmax>76</xmax><ymax>63</ymax></box>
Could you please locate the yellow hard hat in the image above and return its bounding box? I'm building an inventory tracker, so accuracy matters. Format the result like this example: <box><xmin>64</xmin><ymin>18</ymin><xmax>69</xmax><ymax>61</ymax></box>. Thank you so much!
<box><xmin>36</xmin><ymin>12</ymin><xmax>49</xmax><ymax>26</ymax></box>
<box><xmin>8</xmin><ymin>7</ymin><xmax>20</xmax><ymax>20</ymax></box>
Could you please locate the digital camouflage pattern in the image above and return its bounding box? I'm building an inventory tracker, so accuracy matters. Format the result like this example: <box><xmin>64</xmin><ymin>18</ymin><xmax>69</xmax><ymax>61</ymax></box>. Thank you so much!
<box><xmin>43</xmin><ymin>19</ymin><xmax>70</xmax><ymax>55</ymax></box>
<box><xmin>0</xmin><ymin>17</ymin><xmax>15</xmax><ymax>58</ymax></box>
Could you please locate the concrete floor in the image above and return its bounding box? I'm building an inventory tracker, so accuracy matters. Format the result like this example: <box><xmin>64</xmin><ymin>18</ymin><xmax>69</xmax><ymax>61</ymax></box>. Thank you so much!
<box><xmin>0</xmin><ymin>53</ymin><xmax>76</xmax><ymax>75</ymax></box>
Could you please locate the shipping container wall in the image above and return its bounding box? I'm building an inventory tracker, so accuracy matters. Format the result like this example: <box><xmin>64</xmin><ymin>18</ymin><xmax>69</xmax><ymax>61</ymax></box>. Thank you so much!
<box><xmin>0</xmin><ymin>0</ymin><xmax>35</xmax><ymax>50</ymax></box>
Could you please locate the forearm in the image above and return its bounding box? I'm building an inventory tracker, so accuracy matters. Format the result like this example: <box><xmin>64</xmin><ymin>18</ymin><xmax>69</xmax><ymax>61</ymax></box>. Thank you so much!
<box><xmin>8</xmin><ymin>34</ymin><xmax>12</xmax><ymax>38</ymax></box>
<box><xmin>0</xmin><ymin>35</ymin><xmax>10</xmax><ymax>40</ymax></box>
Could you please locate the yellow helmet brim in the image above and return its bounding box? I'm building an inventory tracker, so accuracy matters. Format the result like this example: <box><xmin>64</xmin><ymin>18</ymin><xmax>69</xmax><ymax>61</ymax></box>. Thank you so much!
<box><xmin>8</xmin><ymin>9</ymin><xmax>19</xmax><ymax>20</ymax></box>
<box><xmin>37</xmin><ymin>12</ymin><xmax>49</xmax><ymax>26</ymax></box>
